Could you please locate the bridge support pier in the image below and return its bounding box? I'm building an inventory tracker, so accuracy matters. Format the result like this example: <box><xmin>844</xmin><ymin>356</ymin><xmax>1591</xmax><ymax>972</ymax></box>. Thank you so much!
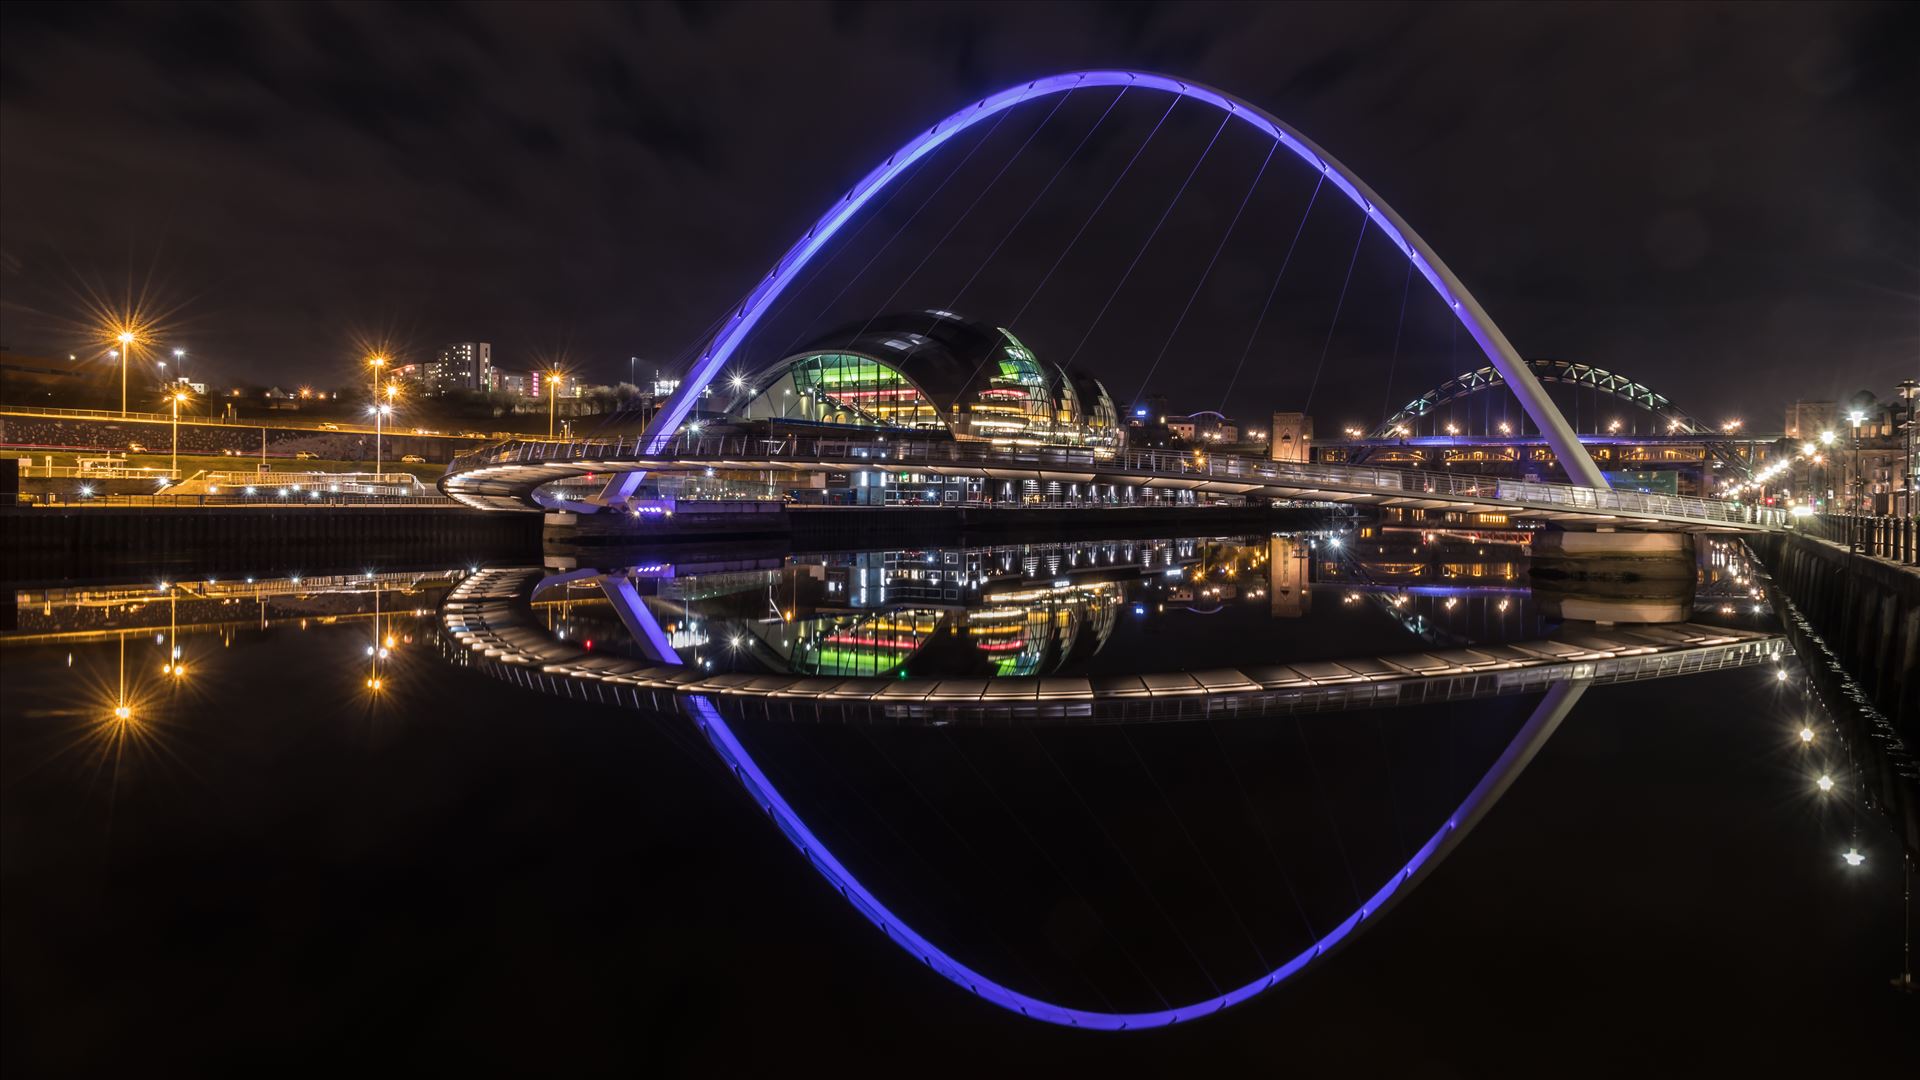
<box><xmin>1530</xmin><ymin>529</ymin><xmax>1696</xmax><ymax>624</ymax></box>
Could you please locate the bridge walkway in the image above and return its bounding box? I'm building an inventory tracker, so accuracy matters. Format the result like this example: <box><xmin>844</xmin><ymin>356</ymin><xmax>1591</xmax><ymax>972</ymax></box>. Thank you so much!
<box><xmin>443</xmin><ymin>433</ymin><xmax>1790</xmax><ymax>533</ymax></box>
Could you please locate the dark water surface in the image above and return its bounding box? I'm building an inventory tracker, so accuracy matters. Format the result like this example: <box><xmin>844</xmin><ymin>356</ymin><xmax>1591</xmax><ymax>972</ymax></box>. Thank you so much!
<box><xmin>2</xmin><ymin>532</ymin><xmax>1911</xmax><ymax>1073</ymax></box>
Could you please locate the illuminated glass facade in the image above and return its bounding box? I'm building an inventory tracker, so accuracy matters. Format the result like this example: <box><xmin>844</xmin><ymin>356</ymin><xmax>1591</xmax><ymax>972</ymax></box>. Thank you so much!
<box><xmin>728</xmin><ymin>311</ymin><xmax>1121</xmax><ymax>455</ymax></box>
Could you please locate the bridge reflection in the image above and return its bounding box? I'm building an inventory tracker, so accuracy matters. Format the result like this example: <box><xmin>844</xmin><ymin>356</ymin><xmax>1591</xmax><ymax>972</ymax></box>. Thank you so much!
<box><xmin>433</xmin><ymin>531</ymin><xmax>1799</xmax><ymax>1028</ymax></box>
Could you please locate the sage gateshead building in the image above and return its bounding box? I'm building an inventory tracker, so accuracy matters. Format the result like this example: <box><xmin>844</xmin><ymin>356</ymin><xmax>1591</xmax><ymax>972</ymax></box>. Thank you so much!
<box><xmin>702</xmin><ymin>311</ymin><xmax>1132</xmax><ymax>506</ymax></box>
<box><xmin>726</xmin><ymin>311</ymin><xmax>1120</xmax><ymax>450</ymax></box>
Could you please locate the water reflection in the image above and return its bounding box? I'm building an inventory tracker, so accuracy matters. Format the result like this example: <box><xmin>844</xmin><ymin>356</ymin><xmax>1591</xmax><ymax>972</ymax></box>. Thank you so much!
<box><xmin>415</xmin><ymin>528</ymin><xmax>1795</xmax><ymax>1028</ymax></box>
<box><xmin>4</xmin><ymin>570</ymin><xmax>460</xmax><ymax>795</ymax></box>
<box><xmin>526</xmin><ymin>530</ymin><xmax>1774</xmax><ymax>683</ymax></box>
<box><xmin>4</xmin><ymin>530</ymin><xmax>1804</xmax><ymax>1032</ymax></box>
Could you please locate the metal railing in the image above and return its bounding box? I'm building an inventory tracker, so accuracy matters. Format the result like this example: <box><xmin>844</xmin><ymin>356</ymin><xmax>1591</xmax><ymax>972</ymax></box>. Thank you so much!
<box><xmin>447</xmin><ymin>433</ymin><xmax>1793</xmax><ymax>528</ymax></box>
<box><xmin>197</xmin><ymin>469</ymin><xmax>423</xmax><ymax>487</ymax></box>
<box><xmin>1</xmin><ymin>403</ymin><xmax>529</xmax><ymax>440</ymax></box>
<box><xmin>7</xmin><ymin>461</ymin><xmax>174</xmax><ymax>480</ymax></box>
<box><xmin>1800</xmin><ymin>513</ymin><xmax>1919</xmax><ymax>564</ymax></box>
<box><xmin>13</xmin><ymin>491</ymin><xmax>458</xmax><ymax>508</ymax></box>
<box><xmin>0</xmin><ymin>403</ymin><xmax>382</xmax><ymax>433</ymax></box>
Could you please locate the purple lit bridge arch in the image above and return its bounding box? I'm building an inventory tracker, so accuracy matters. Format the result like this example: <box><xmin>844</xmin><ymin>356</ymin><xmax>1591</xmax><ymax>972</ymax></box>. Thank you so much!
<box><xmin>608</xmin><ymin>70</ymin><xmax>1611</xmax><ymax>508</ymax></box>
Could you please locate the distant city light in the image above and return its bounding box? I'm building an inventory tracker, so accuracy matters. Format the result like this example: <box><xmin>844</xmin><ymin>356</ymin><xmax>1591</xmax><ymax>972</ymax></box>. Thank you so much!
<box><xmin>1815</xmin><ymin>774</ymin><xmax>1834</xmax><ymax>793</ymax></box>
<box><xmin>1841</xmin><ymin>848</ymin><xmax>1865</xmax><ymax>867</ymax></box>
<box><xmin>1798</xmin><ymin>727</ymin><xmax>1813</xmax><ymax>743</ymax></box>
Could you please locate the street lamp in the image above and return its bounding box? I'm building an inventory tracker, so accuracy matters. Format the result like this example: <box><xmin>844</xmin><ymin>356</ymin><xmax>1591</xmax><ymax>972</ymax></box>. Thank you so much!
<box><xmin>371</xmin><ymin>402</ymin><xmax>393</xmax><ymax>473</ymax></box>
<box><xmin>367</xmin><ymin>355</ymin><xmax>388</xmax><ymax>404</ymax></box>
<box><xmin>1847</xmin><ymin>410</ymin><xmax>1867</xmax><ymax>548</ymax></box>
<box><xmin>116</xmin><ymin>330</ymin><xmax>136</xmax><ymax>416</ymax></box>
<box><xmin>168</xmin><ymin>389</ymin><xmax>191</xmax><ymax>482</ymax></box>
<box><xmin>548</xmin><ymin>370</ymin><xmax>564</xmax><ymax>438</ymax></box>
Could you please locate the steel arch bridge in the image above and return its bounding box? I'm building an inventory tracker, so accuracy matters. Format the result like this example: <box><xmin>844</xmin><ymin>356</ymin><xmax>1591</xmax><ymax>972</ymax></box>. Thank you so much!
<box><xmin>599</xmin><ymin>68</ymin><xmax>1611</xmax><ymax>505</ymax></box>
<box><xmin>1372</xmin><ymin>360</ymin><xmax>1714</xmax><ymax>439</ymax></box>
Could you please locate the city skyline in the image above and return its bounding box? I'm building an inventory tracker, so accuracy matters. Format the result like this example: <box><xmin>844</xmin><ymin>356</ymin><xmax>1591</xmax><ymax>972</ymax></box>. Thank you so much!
<box><xmin>2</xmin><ymin>2</ymin><xmax>1913</xmax><ymax>423</ymax></box>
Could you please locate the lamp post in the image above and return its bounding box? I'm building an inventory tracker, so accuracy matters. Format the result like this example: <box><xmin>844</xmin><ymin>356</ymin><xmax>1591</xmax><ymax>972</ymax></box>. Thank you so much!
<box><xmin>384</xmin><ymin>383</ymin><xmax>400</xmax><ymax>472</ymax></box>
<box><xmin>548</xmin><ymin>370</ymin><xmax>564</xmax><ymax>439</ymax></box>
<box><xmin>372</xmin><ymin>401</ymin><xmax>393</xmax><ymax>474</ymax></box>
<box><xmin>169</xmin><ymin>389</ymin><xmax>190</xmax><ymax>481</ymax></box>
<box><xmin>1819</xmin><ymin>430</ymin><xmax>1835</xmax><ymax>512</ymax></box>
<box><xmin>116</xmin><ymin>331</ymin><xmax>135</xmax><ymax>416</ymax></box>
<box><xmin>1847</xmin><ymin>410</ymin><xmax>1866</xmax><ymax>551</ymax></box>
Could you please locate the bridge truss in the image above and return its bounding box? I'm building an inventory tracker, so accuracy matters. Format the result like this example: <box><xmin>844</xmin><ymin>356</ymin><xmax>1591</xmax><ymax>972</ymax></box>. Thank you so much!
<box><xmin>1374</xmin><ymin>360</ymin><xmax>1715</xmax><ymax>439</ymax></box>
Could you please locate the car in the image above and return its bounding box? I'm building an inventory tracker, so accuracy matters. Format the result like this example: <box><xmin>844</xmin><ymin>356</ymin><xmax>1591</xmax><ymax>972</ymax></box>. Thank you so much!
<box><xmin>127</xmin><ymin>443</ymin><xmax>146</xmax><ymax>453</ymax></box>
<box><xmin>399</xmin><ymin>454</ymin><xmax>426</xmax><ymax>464</ymax></box>
<box><xmin>319</xmin><ymin>422</ymin><xmax>340</xmax><ymax>431</ymax></box>
<box><xmin>294</xmin><ymin>451</ymin><xmax>320</xmax><ymax>460</ymax></box>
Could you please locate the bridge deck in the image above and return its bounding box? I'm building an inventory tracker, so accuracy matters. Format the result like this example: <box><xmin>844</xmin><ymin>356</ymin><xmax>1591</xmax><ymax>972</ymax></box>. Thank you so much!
<box><xmin>442</xmin><ymin>569</ymin><xmax>1785</xmax><ymax>724</ymax></box>
<box><xmin>443</xmin><ymin>434</ymin><xmax>1790</xmax><ymax>532</ymax></box>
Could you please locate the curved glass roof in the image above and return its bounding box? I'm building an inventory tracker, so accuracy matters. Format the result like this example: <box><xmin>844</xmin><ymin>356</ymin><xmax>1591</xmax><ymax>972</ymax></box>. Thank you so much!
<box><xmin>730</xmin><ymin>311</ymin><xmax>1120</xmax><ymax>450</ymax></box>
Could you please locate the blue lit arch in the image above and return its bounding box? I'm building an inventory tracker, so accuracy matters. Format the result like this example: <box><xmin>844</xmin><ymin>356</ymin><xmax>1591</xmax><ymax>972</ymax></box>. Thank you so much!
<box><xmin>639</xmin><ymin>71</ymin><xmax>1608</xmax><ymax>489</ymax></box>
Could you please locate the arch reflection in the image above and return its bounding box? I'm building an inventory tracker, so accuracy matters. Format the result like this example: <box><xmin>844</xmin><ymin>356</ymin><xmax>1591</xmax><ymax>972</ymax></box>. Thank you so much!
<box><xmin>436</xmin><ymin>532</ymin><xmax>1786</xmax><ymax>1028</ymax></box>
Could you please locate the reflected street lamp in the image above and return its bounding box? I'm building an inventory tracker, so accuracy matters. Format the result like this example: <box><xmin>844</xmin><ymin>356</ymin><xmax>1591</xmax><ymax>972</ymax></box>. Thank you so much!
<box><xmin>548</xmin><ymin>370</ymin><xmax>564</xmax><ymax>438</ymax></box>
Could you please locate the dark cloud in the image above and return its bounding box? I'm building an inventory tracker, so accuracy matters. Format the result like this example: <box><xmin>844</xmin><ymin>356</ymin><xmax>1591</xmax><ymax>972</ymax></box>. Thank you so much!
<box><xmin>0</xmin><ymin>0</ymin><xmax>1912</xmax><ymax>426</ymax></box>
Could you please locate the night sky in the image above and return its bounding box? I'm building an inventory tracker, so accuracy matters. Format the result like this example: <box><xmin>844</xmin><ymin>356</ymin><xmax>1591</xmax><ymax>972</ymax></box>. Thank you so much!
<box><xmin>2</xmin><ymin>2</ymin><xmax>1914</xmax><ymax>426</ymax></box>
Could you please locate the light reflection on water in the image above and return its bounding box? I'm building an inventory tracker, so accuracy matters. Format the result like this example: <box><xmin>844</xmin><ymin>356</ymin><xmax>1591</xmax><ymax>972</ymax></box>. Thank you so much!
<box><xmin>3</xmin><ymin>529</ymin><xmax>1842</xmax><ymax>1032</ymax></box>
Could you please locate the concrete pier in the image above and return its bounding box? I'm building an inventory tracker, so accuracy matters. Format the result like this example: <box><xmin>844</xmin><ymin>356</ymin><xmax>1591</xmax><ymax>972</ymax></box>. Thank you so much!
<box><xmin>1529</xmin><ymin>528</ymin><xmax>1696</xmax><ymax>623</ymax></box>
<box><xmin>1</xmin><ymin>506</ymin><xmax>541</xmax><ymax>585</ymax></box>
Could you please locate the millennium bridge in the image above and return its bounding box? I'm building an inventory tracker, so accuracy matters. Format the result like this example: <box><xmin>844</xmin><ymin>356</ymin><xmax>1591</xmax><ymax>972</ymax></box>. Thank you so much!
<box><xmin>428</xmin><ymin>70</ymin><xmax>1811</xmax><ymax>1028</ymax></box>
<box><xmin>443</xmin><ymin>431</ymin><xmax>1789</xmax><ymax>531</ymax></box>
<box><xmin>435</xmin><ymin>70</ymin><xmax>1790</xmax><ymax>537</ymax></box>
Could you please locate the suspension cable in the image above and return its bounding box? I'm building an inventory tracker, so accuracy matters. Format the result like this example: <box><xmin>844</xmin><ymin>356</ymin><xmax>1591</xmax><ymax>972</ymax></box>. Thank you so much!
<box><xmin>863</xmin><ymin>88</ymin><xmax>1081</xmax><ymax>334</ymax></box>
<box><xmin>853</xmin><ymin>724</ymin><xmax>1106</xmax><ymax>1010</ymax></box>
<box><xmin>1027</xmin><ymin>726</ymin><xmax>1221</xmax><ymax>996</ymax></box>
<box><xmin>1134</xmin><ymin>134</ymin><xmax>1278</xmax><ymax>413</ymax></box>
<box><xmin>1119</xmin><ymin>726</ymin><xmax>1271</xmax><ymax>971</ymax></box>
<box><xmin>777</xmin><ymin>102</ymin><xmax>1021</xmax><ymax>359</ymax></box>
<box><xmin>1200</xmin><ymin>722</ymin><xmax>1319</xmax><ymax>941</ymax></box>
<box><xmin>1378</xmin><ymin>258</ymin><xmax>1415</xmax><ymax>431</ymax></box>
<box><xmin>1006</xmin><ymin>95</ymin><xmax>1181</xmax><ymax>332</ymax></box>
<box><xmin>1301</xmin><ymin>214</ymin><xmax>1370</xmax><ymax>415</ymax></box>
<box><xmin>948</xmin><ymin>88</ymin><xmax>1131</xmax><ymax>315</ymax></box>
<box><xmin>1063</xmin><ymin>113</ymin><xmax>1231</xmax><ymax>370</ymax></box>
<box><xmin>1295</xmin><ymin>716</ymin><xmax>1363</xmax><ymax>907</ymax></box>
<box><xmin>941</xmin><ymin>729</ymin><xmax>1158</xmax><ymax>1009</ymax></box>
<box><xmin>1218</xmin><ymin>173</ymin><xmax>1324</xmax><ymax>409</ymax></box>
<box><xmin>754</xmin><ymin>149</ymin><xmax>936</xmax><ymax>356</ymax></box>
